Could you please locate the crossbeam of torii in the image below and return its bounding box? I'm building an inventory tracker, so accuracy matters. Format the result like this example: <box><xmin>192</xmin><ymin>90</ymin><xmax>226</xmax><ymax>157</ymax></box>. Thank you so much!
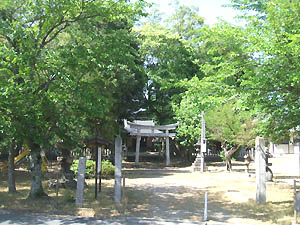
<box><xmin>124</xmin><ymin>120</ymin><xmax>178</xmax><ymax>166</ymax></box>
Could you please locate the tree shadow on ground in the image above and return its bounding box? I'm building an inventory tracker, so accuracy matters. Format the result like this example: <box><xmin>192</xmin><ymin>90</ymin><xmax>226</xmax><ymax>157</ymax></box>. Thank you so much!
<box><xmin>125</xmin><ymin>185</ymin><xmax>293</xmax><ymax>224</ymax></box>
<box><xmin>122</xmin><ymin>170</ymin><xmax>294</xmax><ymax>225</ymax></box>
<box><xmin>123</xmin><ymin>185</ymin><xmax>207</xmax><ymax>221</ymax></box>
<box><xmin>124</xmin><ymin>169</ymin><xmax>190</xmax><ymax>179</ymax></box>
<box><xmin>0</xmin><ymin>164</ymin><xmax>295</xmax><ymax>224</ymax></box>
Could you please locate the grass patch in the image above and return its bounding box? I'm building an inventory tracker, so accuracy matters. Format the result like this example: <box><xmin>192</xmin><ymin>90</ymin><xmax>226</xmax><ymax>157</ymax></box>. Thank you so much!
<box><xmin>0</xmin><ymin>169</ymin><xmax>120</xmax><ymax>217</ymax></box>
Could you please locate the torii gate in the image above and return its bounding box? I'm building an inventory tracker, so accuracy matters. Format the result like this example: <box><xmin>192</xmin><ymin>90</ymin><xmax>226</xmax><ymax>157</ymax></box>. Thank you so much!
<box><xmin>124</xmin><ymin>120</ymin><xmax>178</xmax><ymax>166</ymax></box>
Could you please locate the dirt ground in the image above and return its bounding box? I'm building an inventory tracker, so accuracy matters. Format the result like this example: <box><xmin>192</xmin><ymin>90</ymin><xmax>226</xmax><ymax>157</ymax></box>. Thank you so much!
<box><xmin>120</xmin><ymin>161</ymin><xmax>294</xmax><ymax>225</ymax></box>
<box><xmin>0</xmin><ymin>160</ymin><xmax>296</xmax><ymax>225</ymax></box>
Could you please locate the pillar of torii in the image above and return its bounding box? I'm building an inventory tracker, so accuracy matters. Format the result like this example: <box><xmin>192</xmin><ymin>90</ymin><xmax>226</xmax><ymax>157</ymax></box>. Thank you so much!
<box><xmin>124</xmin><ymin>120</ymin><xmax>178</xmax><ymax>166</ymax></box>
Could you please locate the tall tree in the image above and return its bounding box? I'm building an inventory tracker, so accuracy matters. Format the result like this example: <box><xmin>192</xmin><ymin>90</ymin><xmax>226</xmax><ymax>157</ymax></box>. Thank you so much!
<box><xmin>176</xmin><ymin>0</ymin><xmax>300</xmax><ymax>146</ymax></box>
<box><xmin>174</xmin><ymin>22</ymin><xmax>255</xmax><ymax>146</ymax></box>
<box><xmin>137</xmin><ymin>24</ymin><xmax>200</xmax><ymax>124</ymax></box>
<box><xmin>229</xmin><ymin>0</ymin><xmax>300</xmax><ymax>141</ymax></box>
<box><xmin>137</xmin><ymin>3</ymin><xmax>203</xmax><ymax>124</ymax></box>
<box><xmin>166</xmin><ymin>3</ymin><xmax>204</xmax><ymax>40</ymax></box>
<box><xmin>0</xmin><ymin>0</ymin><xmax>146</xmax><ymax>198</ymax></box>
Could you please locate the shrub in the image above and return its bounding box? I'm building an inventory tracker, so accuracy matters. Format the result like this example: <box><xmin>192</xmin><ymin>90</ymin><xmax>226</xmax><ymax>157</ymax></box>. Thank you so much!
<box><xmin>101</xmin><ymin>160</ymin><xmax>115</xmax><ymax>176</ymax></box>
<box><xmin>70</xmin><ymin>159</ymin><xmax>115</xmax><ymax>177</ymax></box>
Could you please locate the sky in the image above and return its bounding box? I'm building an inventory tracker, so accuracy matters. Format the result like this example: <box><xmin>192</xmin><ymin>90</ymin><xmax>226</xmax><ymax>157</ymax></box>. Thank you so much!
<box><xmin>148</xmin><ymin>0</ymin><xmax>240</xmax><ymax>26</ymax></box>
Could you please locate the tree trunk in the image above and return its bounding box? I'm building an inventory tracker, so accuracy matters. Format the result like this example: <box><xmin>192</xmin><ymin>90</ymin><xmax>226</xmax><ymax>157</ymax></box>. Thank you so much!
<box><xmin>8</xmin><ymin>142</ymin><xmax>16</xmax><ymax>193</ymax></box>
<box><xmin>28</xmin><ymin>143</ymin><xmax>47</xmax><ymax>198</ymax></box>
<box><xmin>60</xmin><ymin>149</ymin><xmax>76</xmax><ymax>189</ymax></box>
<box><xmin>225</xmin><ymin>155</ymin><xmax>232</xmax><ymax>171</ymax></box>
<box><xmin>222</xmin><ymin>142</ymin><xmax>240</xmax><ymax>172</ymax></box>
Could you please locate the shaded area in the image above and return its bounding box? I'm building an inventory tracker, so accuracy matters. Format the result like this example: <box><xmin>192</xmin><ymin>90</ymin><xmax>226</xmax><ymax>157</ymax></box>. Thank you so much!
<box><xmin>0</xmin><ymin>210</ymin><xmax>207</xmax><ymax>225</ymax></box>
<box><xmin>122</xmin><ymin>166</ymin><xmax>294</xmax><ymax>225</ymax></box>
<box><xmin>0</xmin><ymin>162</ymin><xmax>296</xmax><ymax>225</ymax></box>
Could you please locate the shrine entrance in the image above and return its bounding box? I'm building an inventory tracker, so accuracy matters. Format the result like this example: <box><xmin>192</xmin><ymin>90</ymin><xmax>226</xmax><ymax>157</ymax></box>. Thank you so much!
<box><xmin>124</xmin><ymin>120</ymin><xmax>178</xmax><ymax>166</ymax></box>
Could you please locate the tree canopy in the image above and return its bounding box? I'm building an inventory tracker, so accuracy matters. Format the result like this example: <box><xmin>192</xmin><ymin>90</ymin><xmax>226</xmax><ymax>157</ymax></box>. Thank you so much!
<box><xmin>0</xmin><ymin>0</ymin><xmax>147</xmax><ymax>197</ymax></box>
<box><xmin>174</xmin><ymin>0</ymin><xmax>300</xmax><ymax>146</ymax></box>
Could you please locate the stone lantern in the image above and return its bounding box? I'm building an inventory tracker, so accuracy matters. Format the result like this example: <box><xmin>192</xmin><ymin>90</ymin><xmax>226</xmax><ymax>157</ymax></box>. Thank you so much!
<box><xmin>192</xmin><ymin>138</ymin><xmax>205</xmax><ymax>172</ymax></box>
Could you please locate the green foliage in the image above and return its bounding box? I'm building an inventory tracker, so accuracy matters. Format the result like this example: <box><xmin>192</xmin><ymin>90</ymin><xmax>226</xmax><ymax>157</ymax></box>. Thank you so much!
<box><xmin>206</xmin><ymin>103</ymin><xmax>257</xmax><ymax>147</ymax></box>
<box><xmin>219</xmin><ymin>150</ymin><xmax>227</xmax><ymax>161</ymax></box>
<box><xmin>0</xmin><ymin>0</ymin><xmax>146</xmax><ymax>145</ymax></box>
<box><xmin>231</xmin><ymin>0</ymin><xmax>300</xmax><ymax>141</ymax></box>
<box><xmin>219</xmin><ymin>150</ymin><xmax>238</xmax><ymax>162</ymax></box>
<box><xmin>0</xmin><ymin>0</ymin><xmax>146</xmax><ymax>196</ymax></box>
<box><xmin>173</xmin><ymin>21</ymin><xmax>255</xmax><ymax>148</ymax></box>
<box><xmin>71</xmin><ymin>159</ymin><xmax>115</xmax><ymax>177</ymax></box>
<box><xmin>166</xmin><ymin>3</ymin><xmax>204</xmax><ymax>40</ymax></box>
<box><xmin>136</xmin><ymin>4</ymin><xmax>203</xmax><ymax>124</ymax></box>
<box><xmin>70</xmin><ymin>160</ymin><xmax>94</xmax><ymax>177</ymax></box>
<box><xmin>175</xmin><ymin>0</ymin><xmax>300</xmax><ymax>145</ymax></box>
<box><xmin>101</xmin><ymin>160</ymin><xmax>115</xmax><ymax>176</ymax></box>
<box><xmin>1</xmin><ymin>0</ymin><xmax>299</xmax><ymax>189</ymax></box>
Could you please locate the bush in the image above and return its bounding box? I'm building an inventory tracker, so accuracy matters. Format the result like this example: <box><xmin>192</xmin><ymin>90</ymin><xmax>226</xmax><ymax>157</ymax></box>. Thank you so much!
<box><xmin>70</xmin><ymin>159</ymin><xmax>115</xmax><ymax>177</ymax></box>
<box><xmin>101</xmin><ymin>160</ymin><xmax>115</xmax><ymax>176</ymax></box>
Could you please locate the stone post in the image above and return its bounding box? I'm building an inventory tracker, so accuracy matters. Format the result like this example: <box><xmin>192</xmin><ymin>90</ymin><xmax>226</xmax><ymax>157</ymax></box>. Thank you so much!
<box><xmin>135</xmin><ymin>130</ymin><xmax>141</xmax><ymax>167</ymax></box>
<box><xmin>201</xmin><ymin>112</ymin><xmax>207</xmax><ymax>154</ymax></box>
<box><xmin>114</xmin><ymin>136</ymin><xmax>122</xmax><ymax>204</ymax></box>
<box><xmin>76</xmin><ymin>157</ymin><xmax>87</xmax><ymax>207</ymax></box>
<box><xmin>299</xmin><ymin>143</ymin><xmax>300</xmax><ymax>177</ymax></box>
<box><xmin>256</xmin><ymin>137</ymin><xmax>266</xmax><ymax>204</ymax></box>
<box><xmin>201</xmin><ymin>112</ymin><xmax>206</xmax><ymax>172</ymax></box>
<box><xmin>166</xmin><ymin>130</ymin><xmax>170</xmax><ymax>166</ymax></box>
<box><xmin>97</xmin><ymin>147</ymin><xmax>102</xmax><ymax>174</ymax></box>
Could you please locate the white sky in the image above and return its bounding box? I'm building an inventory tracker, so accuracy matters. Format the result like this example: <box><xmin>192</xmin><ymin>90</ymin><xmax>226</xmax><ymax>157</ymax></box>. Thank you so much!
<box><xmin>148</xmin><ymin>0</ymin><xmax>240</xmax><ymax>25</ymax></box>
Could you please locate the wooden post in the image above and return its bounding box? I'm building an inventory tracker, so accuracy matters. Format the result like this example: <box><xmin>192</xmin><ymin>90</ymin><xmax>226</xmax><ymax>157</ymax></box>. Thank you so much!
<box><xmin>95</xmin><ymin>146</ymin><xmax>102</xmax><ymax>199</ymax></box>
<box><xmin>76</xmin><ymin>157</ymin><xmax>87</xmax><ymax>207</ymax></box>
<box><xmin>98</xmin><ymin>148</ymin><xmax>102</xmax><ymax>193</ymax></box>
<box><xmin>256</xmin><ymin>137</ymin><xmax>266</xmax><ymax>204</ymax></box>
<box><xmin>114</xmin><ymin>136</ymin><xmax>122</xmax><ymax>204</ymax></box>
<box><xmin>166</xmin><ymin>130</ymin><xmax>170</xmax><ymax>166</ymax></box>
<box><xmin>95</xmin><ymin>145</ymin><xmax>98</xmax><ymax>199</ymax></box>
<box><xmin>135</xmin><ymin>131</ymin><xmax>141</xmax><ymax>167</ymax></box>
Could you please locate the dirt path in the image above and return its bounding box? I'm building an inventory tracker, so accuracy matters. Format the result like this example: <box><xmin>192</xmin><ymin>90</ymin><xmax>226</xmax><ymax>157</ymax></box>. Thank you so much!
<box><xmin>0</xmin><ymin>161</ymin><xmax>294</xmax><ymax>224</ymax></box>
<box><xmin>121</xmin><ymin>162</ymin><xmax>294</xmax><ymax>225</ymax></box>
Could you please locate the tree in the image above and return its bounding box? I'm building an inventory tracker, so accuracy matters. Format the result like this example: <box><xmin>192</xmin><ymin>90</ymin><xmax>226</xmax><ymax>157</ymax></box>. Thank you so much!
<box><xmin>206</xmin><ymin>103</ymin><xmax>256</xmax><ymax>171</ymax></box>
<box><xmin>174</xmin><ymin>21</ymin><xmax>255</xmax><ymax>149</ymax></box>
<box><xmin>176</xmin><ymin>0</ymin><xmax>300</xmax><ymax>155</ymax></box>
<box><xmin>136</xmin><ymin>3</ymin><xmax>204</xmax><ymax>125</ymax></box>
<box><xmin>0</xmin><ymin>0</ymin><xmax>146</xmax><ymax>198</ymax></box>
<box><xmin>229</xmin><ymin>0</ymin><xmax>300</xmax><ymax>141</ymax></box>
<box><xmin>166</xmin><ymin>2</ymin><xmax>204</xmax><ymax>40</ymax></box>
<box><xmin>136</xmin><ymin>24</ymin><xmax>200</xmax><ymax>124</ymax></box>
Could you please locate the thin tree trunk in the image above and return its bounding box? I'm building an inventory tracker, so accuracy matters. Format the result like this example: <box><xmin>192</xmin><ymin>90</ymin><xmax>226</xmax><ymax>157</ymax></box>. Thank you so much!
<box><xmin>8</xmin><ymin>142</ymin><xmax>16</xmax><ymax>193</ymax></box>
<box><xmin>225</xmin><ymin>146</ymin><xmax>240</xmax><ymax>171</ymax></box>
<box><xmin>28</xmin><ymin>143</ymin><xmax>47</xmax><ymax>198</ymax></box>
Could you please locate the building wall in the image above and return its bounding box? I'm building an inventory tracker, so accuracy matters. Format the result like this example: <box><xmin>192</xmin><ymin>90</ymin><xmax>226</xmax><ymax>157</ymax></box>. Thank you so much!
<box><xmin>269</xmin><ymin>143</ymin><xmax>300</xmax><ymax>155</ymax></box>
